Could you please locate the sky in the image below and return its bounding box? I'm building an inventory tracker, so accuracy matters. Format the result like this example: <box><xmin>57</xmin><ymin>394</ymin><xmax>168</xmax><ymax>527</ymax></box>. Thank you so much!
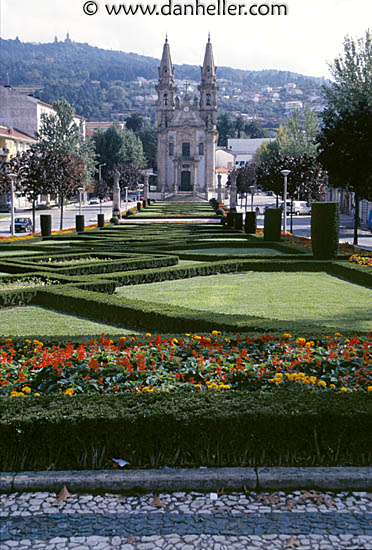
<box><xmin>1</xmin><ymin>0</ymin><xmax>371</xmax><ymax>78</ymax></box>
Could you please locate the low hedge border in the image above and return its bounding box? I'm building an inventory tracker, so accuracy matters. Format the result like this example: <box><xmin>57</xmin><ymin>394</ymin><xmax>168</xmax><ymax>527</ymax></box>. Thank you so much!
<box><xmin>0</xmin><ymin>287</ymin><xmax>40</xmax><ymax>308</ymax></box>
<box><xmin>1</xmin><ymin>391</ymin><xmax>371</xmax><ymax>471</ymax></box>
<box><xmin>30</xmin><ymin>279</ymin><xmax>360</xmax><ymax>338</ymax></box>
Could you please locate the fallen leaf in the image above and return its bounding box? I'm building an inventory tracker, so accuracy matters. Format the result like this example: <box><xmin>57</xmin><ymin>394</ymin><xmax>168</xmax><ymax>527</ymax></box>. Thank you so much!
<box><xmin>286</xmin><ymin>535</ymin><xmax>299</xmax><ymax>548</ymax></box>
<box><xmin>56</xmin><ymin>485</ymin><xmax>72</xmax><ymax>502</ymax></box>
<box><xmin>150</xmin><ymin>494</ymin><xmax>166</xmax><ymax>507</ymax></box>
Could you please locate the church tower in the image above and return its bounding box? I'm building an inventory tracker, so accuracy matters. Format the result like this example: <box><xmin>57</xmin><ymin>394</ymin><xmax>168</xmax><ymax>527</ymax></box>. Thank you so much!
<box><xmin>156</xmin><ymin>37</ymin><xmax>217</xmax><ymax>199</ymax></box>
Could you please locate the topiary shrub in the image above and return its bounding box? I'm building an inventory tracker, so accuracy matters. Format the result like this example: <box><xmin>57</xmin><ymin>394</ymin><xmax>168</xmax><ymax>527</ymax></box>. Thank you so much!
<box><xmin>75</xmin><ymin>215</ymin><xmax>85</xmax><ymax>233</ymax></box>
<box><xmin>110</xmin><ymin>216</ymin><xmax>119</xmax><ymax>225</ymax></box>
<box><xmin>125</xmin><ymin>210</ymin><xmax>134</xmax><ymax>218</ymax></box>
<box><xmin>137</xmin><ymin>202</ymin><xmax>142</xmax><ymax>211</ymax></box>
<box><xmin>97</xmin><ymin>213</ymin><xmax>105</xmax><ymax>228</ymax></box>
<box><xmin>216</xmin><ymin>208</ymin><xmax>225</xmax><ymax>217</ymax></box>
<box><xmin>142</xmin><ymin>200</ymin><xmax>147</xmax><ymax>208</ymax></box>
<box><xmin>245</xmin><ymin>212</ymin><xmax>257</xmax><ymax>234</ymax></box>
<box><xmin>226</xmin><ymin>212</ymin><xmax>235</xmax><ymax>227</ymax></box>
<box><xmin>40</xmin><ymin>215</ymin><xmax>52</xmax><ymax>237</ymax></box>
<box><xmin>234</xmin><ymin>212</ymin><xmax>243</xmax><ymax>230</ymax></box>
<box><xmin>311</xmin><ymin>202</ymin><xmax>340</xmax><ymax>259</ymax></box>
<box><xmin>264</xmin><ymin>209</ymin><xmax>282</xmax><ymax>241</ymax></box>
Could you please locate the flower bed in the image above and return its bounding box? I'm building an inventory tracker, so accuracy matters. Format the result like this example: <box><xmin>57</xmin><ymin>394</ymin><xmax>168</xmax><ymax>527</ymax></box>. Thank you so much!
<box><xmin>1</xmin><ymin>332</ymin><xmax>371</xmax><ymax>398</ymax></box>
<box><xmin>349</xmin><ymin>254</ymin><xmax>372</xmax><ymax>267</ymax></box>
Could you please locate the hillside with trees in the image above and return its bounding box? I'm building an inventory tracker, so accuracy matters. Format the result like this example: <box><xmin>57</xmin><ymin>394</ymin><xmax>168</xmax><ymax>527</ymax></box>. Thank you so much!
<box><xmin>0</xmin><ymin>37</ymin><xmax>326</xmax><ymax>125</ymax></box>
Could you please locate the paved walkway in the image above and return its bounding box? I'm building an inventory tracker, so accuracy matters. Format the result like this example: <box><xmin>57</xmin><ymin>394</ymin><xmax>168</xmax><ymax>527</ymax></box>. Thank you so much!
<box><xmin>1</xmin><ymin>490</ymin><xmax>372</xmax><ymax>549</ymax></box>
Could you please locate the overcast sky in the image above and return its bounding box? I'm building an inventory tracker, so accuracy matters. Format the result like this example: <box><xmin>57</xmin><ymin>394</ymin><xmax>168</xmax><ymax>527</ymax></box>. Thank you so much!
<box><xmin>1</xmin><ymin>0</ymin><xmax>371</xmax><ymax>78</ymax></box>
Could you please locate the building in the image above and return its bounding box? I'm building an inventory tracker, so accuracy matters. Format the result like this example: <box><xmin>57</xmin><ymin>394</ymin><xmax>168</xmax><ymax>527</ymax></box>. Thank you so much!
<box><xmin>85</xmin><ymin>121</ymin><xmax>126</xmax><ymax>137</ymax></box>
<box><xmin>156</xmin><ymin>37</ymin><xmax>218</xmax><ymax>199</ymax></box>
<box><xmin>0</xmin><ymin>125</ymin><xmax>36</xmax><ymax>210</ymax></box>
<box><xmin>227</xmin><ymin>138</ymin><xmax>274</xmax><ymax>167</ymax></box>
<box><xmin>0</xmin><ymin>86</ymin><xmax>85</xmax><ymax>138</ymax></box>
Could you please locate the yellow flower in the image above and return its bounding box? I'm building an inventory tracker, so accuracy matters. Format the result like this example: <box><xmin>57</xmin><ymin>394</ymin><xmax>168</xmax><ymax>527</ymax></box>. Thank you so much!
<box><xmin>306</xmin><ymin>341</ymin><xmax>315</xmax><ymax>348</ymax></box>
<box><xmin>64</xmin><ymin>388</ymin><xmax>75</xmax><ymax>396</ymax></box>
<box><xmin>368</xmin><ymin>386</ymin><xmax>372</xmax><ymax>392</ymax></box>
<box><xmin>309</xmin><ymin>376</ymin><xmax>317</xmax><ymax>384</ymax></box>
<box><xmin>317</xmin><ymin>380</ymin><xmax>326</xmax><ymax>387</ymax></box>
<box><xmin>330</xmin><ymin>384</ymin><xmax>336</xmax><ymax>389</ymax></box>
<box><xmin>340</xmin><ymin>387</ymin><xmax>348</xmax><ymax>392</ymax></box>
<box><xmin>225</xmin><ymin>338</ymin><xmax>231</xmax><ymax>343</ymax></box>
<box><xmin>185</xmin><ymin>333</ymin><xmax>191</xmax><ymax>337</ymax></box>
<box><xmin>282</xmin><ymin>333</ymin><xmax>292</xmax><ymax>338</ymax></box>
<box><xmin>145</xmin><ymin>333</ymin><xmax>152</xmax><ymax>338</ymax></box>
<box><xmin>25</xmin><ymin>339</ymin><xmax>31</xmax><ymax>344</ymax></box>
<box><xmin>334</xmin><ymin>333</ymin><xmax>342</xmax><ymax>337</ymax></box>
<box><xmin>212</xmin><ymin>330</ymin><xmax>221</xmax><ymax>336</ymax></box>
<box><xmin>296</xmin><ymin>337</ymin><xmax>306</xmax><ymax>345</ymax></box>
<box><xmin>34</xmin><ymin>393</ymin><xmax>40</xmax><ymax>397</ymax></box>
<box><xmin>22</xmin><ymin>386</ymin><xmax>31</xmax><ymax>394</ymax></box>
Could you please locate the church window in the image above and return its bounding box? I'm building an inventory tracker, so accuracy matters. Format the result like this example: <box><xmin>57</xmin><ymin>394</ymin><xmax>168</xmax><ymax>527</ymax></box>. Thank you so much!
<box><xmin>169</xmin><ymin>143</ymin><xmax>174</xmax><ymax>156</ymax></box>
<box><xmin>182</xmin><ymin>142</ymin><xmax>191</xmax><ymax>158</ymax></box>
<box><xmin>199</xmin><ymin>143</ymin><xmax>204</xmax><ymax>156</ymax></box>
<box><xmin>206</xmin><ymin>94</ymin><xmax>211</xmax><ymax>106</ymax></box>
<box><xmin>163</xmin><ymin>93</ymin><xmax>168</xmax><ymax>105</ymax></box>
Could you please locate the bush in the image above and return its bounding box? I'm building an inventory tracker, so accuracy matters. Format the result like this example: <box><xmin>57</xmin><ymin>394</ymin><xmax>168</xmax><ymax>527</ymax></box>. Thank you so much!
<box><xmin>311</xmin><ymin>202</ymin><xmax>340</xmax><ymax>260</ymax></box>
<box><xmin>125</xmin><ymin>210</ymin><xmax>134</xmax><ymax>218</ymax></box>
<box><xmin>216</xmin><ymin>208</ymin><xmax>225</xmax><ymax>217</ymax></box>
<box><xmin>97</xmin><ymin>214</ymin><xmax>105</xmax><ymax>228</ymax></box>
<box><xmin>234</xmin><ymin>212</ymin><xmax>243</xmax><ymax>230</ymax></box>
<box><xmin>75</xmin><ymin>215</ymin><xmax>85</xmax><ymax>233</ymax></box>
<box><xmin>264</xmin><ymin>209</ymin><xmax>282</xmax><ymax>241</ymax></box>
<box><xmin>245</xmin><ymin>212</ymin><xmax>257</xmax><ymax>234</ymax></box>
<box><xmin>142</xmin><ymin>200</ymin><xmax>147</xmax><ymax>208</ymax></box>
<box><xmin>110</xmin><ymin>216</ymin><xmax>119</xmax><ymax>225</ymax></box>
<box><xmin>40</xmin><ymin>215</ymin><xmax>52</xmax><ymax>237</ymax></box>
<box><xmin>137</xmin><ymin>202</ymin><xmax>142</xmax><ymax>211</ymax></box>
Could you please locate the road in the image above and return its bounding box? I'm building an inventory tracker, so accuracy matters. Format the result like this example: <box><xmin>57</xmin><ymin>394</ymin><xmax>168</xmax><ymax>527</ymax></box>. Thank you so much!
<box><xmin>1</xmin><ymin>195</ymin><xmax>371</xmax><ymax>251</ymax></box>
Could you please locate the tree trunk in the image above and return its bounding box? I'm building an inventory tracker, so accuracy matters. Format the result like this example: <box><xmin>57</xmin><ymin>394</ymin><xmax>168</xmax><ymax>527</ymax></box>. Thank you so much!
<box><xmin>60</xmin><ymin>195</ymin><xmax>64</xmax><ymax>231</ymax></box>
<box><xmin>353</xmin><ymin>192</ymin><xmax>359</xmax><ymax>246</ymax></box>
<box><xmin>32</xmin><ymin>199</ymin><xmax>36</xmax><ymax>234</ymax></box>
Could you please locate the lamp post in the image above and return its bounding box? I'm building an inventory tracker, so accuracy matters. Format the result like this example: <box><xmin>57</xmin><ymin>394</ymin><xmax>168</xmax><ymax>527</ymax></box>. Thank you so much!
<box><xmin>8</xmin><ymin>173</ymin><xmax>16</xmax><ymax>236</ymax></box>
<box><xmin>125</xmin><ymin>186</ymin><xmax>128</xmax><ymax>212</ymax></box>
<box><xmin>77</xmin><ymin>187</ymin><xmax>84</xmax><ymax>216</ymax></box>
<box><xmin>281</xmin><ymin>170</ymin><xmax>291</xmax><ymax>233</ymax></box>
<box><xmin>98</xmin><ymin>163</ymin><xmax>106</xmax><ymax>214</ymax></box>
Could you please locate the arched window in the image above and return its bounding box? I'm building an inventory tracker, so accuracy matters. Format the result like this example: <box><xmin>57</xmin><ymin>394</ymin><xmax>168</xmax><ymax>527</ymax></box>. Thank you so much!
<box><xmin>206</xmin><ymin>93</ymin><xmax>211</xmax><ymax>106</ymax></box>
<box><xmin>163</xmin><ymin>93</ymin><xmax>168</xmax><ymax>106</ymax></box>
<box><xmin>199</xmin><ymin>143</ymin><xmax>204</xmax><ymax>156</ymax></box>
<box><xmin>169</xmin><ymin>142</ymin><xmax>174</xmax><ymax>156</ymax></box>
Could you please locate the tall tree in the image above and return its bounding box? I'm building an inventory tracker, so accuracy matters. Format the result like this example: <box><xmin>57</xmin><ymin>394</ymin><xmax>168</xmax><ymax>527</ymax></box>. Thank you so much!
<box><xmin>217</xmin><ymin>113</ymin><xmax>234</xmax><ymax>146</ymax></box>
<box><xmin>126</xmin><ymin>113</ymin><xmax>144</xmax><ymax>133</ymax></box>
<box><xmin>317</xmin><ymin>29</ymin><xmax>372</xmax><ymax>245</ymax></box>
<box><xmin>35</xmin><ymin>98</ymin><xmax>96</xmax><ymax>186</ymax></box>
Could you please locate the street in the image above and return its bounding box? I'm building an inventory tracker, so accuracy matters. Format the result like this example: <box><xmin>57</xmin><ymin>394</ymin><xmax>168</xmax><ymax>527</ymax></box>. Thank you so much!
<box><xmin>1</xmin><ymin>195</ymin><xmax>371</xmax><ymax>251</ymax></box>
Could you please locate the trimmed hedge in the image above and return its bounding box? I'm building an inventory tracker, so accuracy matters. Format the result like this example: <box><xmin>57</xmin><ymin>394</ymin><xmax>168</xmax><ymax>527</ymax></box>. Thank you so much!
<box><xmin>40</xmin><ymin>215</ymin><xmax>51</xmax><ymax>237</ymax></box>
<box><xmin>311</xmin><ymin>202</ymin><xmax>340</xmax><ymax>260</ymax></box>
<box><xmin>245</xmin><ymin>212</ymin><xmax>257</xmax><ymax>234</ymax></box>
<box><xmin>264</xmin><ymin>209</ymin><xmax>282</xmax><ymax>241</ymax></box>
<box><xmin>1</xmin><ymin>390</ymin><xmax>372</xmax><ymax>471</ymax></box>
<box><xmin>75</xmin><ymin>215</ymin><xmax>85</xmax><ymax>233</ymax></box>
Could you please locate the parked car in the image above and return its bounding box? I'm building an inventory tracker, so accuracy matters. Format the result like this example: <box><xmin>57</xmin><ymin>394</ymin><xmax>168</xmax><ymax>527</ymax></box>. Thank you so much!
<box><xmin>279</xmin><ymin>201</ymin><xmax>311</xmax><ymax>215</ymax></box>
<box><xmin>11</xmin><ymin>217</ymin><xmax>33</xmax><ymax>233</ymax></box>
<box><xmin>89</xmin><ymin>197</ymin><xmax>100</xmax><ymax>205</ymax></box>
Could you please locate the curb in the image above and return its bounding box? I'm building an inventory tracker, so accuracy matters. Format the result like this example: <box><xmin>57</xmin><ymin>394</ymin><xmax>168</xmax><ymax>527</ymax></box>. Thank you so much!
<box><xmin>1</xmin><ymin>467</ymin><xmax>372</xmax><ymax>494</ymax></box>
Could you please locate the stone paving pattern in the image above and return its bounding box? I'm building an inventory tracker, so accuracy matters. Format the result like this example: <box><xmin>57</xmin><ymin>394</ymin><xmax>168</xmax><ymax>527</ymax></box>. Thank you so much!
<box><xmin>1</xmin><ymin>490</ymin><xmax>372</xmax><ymax>549</ymax></box>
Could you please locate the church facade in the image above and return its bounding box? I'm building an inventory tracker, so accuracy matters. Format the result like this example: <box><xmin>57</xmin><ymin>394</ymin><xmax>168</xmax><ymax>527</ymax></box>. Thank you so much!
<box><xmin>156</xmin><ymin>38</ymin><xmax>218</xmax><ymax>199</ymax></box>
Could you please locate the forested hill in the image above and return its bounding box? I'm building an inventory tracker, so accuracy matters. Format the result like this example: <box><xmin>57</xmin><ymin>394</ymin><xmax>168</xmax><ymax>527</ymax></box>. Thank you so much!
<box><xmin>1</xmin><ymin>37</ymin><xmax>326</xmax><ymax>121</ymax></box>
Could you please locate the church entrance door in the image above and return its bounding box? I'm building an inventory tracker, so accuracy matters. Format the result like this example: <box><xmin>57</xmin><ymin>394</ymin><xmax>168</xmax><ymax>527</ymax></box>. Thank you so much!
<box><xmin>180</xmin><ymin>171</ymin><xmax>192</xmax><ymax>192</ymax></box>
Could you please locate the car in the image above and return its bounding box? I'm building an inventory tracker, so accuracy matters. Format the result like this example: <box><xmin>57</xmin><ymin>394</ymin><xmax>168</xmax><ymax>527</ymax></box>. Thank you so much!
<box><xmin>89</xmin><ymin>197</ymin><xmax>100</xmax><ymax>205</ymax></box>
<box><xmin>278</xmin><ymin>201</ymin><xmax>311</xmax><ymax>215</ymax></box>
<box><xmin>11</xmin><ymin>217</ymin><xmax>33</xmax><ymax>233</ymax></box>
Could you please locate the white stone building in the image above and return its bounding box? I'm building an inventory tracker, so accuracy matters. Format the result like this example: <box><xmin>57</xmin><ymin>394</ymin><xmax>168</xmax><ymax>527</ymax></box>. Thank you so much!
<box><xmin>227</xmin><ymin>138</ymin><xmax>274</xmax><ymax>167</ymax></box>
<box><xmin>156</xmin><ymin>37</ymin><xmax>218</xmax><ymax>199</ymax></box>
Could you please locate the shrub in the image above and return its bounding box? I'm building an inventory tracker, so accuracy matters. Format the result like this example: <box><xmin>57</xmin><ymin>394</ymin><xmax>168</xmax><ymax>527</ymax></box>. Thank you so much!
<box><xmin>97</xmin><ymin>214</ymin><xmax>105</xmax><ymax>228</ymax></box>
<box><xmin>234</xmin><ymin>212</ymin><xmax>243</xmax><ymax>230</ymax></box>
<box><xmin>110</xmin><ymin>217</ymin><xmax>119</xmax><ymax>225</ymax></box>
<box><xmin>311</xmin><ymin>202</ymin><xmax>340</xmax><ymax>260</ymax></box>
<box><xmin>245</xmin><ymin>212</ymin><xmax>257</xmax><ymax>234</ymax></box>
<box><xmin>125</xmin><ymin>210</ymin><xmax>134</xmax><ymax>218</ymax></box>
<box><xmin>216</xmin><ymin>208</ymin><xmax>225</xmax><ymax>217</ymax></box>
<box><xmin>40</xmin><ymin>215</ymin><xmax>52</xmax><ymax>237</ymax></box>
<box><xmin>264</xmin><ymin>209</ymin><xmax>282</xmax><ymax>241</ymax></box>
<box><xmin>75</xmin><ymin>215</ymin><xmax>85</xmax><ymax>233</ymax></box>
<box><xmin>137</xmin><ymin>202</ymin><xmax>142</xmax><ymax>211</ymax></box>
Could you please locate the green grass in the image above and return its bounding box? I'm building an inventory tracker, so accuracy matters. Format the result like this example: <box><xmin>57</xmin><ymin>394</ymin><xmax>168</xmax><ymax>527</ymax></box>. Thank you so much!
<box><xmin>115</xmin><ymin>272</ymin><xmax>372</xmax><ymax>332</ymax></box>
<box><xmin>0</xmin><ymin>306</ymin><xmax>140</xmax><ymax>337</ymax></box>
<box><xmin>171</xmin><ymin>247</ymin><xmax>284</xmax><ymax>256</ymax></box>
<box><xmin>0</xmin><ymin>214</ymin><xmax>9</xmax><ymax>220</ymax></box>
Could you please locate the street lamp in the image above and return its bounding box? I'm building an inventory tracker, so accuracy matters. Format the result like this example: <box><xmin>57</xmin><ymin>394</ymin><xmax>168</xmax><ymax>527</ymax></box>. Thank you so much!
<box><xmin>125</xmin><ymin>186</ymin><xmax>128</xmax><ymax>212</ymax></box>
<box><xmin>98</xmin><ymin>163</ymin><xmax>106</xmax><ymax>214</ymax></box>
<box><xmin>8</xmin><ymin>173</ymin><xmax>17</xmax><ymax>236</ymax></box>
<box><xmin>281</xmin><ymin>170</ymin><xmax>291</xmax><ymax>233</ymax></box>
<box><xmin>77</xmin><ymin>187</ymin><xmax>84</xmax><ymax>216</ymax></box>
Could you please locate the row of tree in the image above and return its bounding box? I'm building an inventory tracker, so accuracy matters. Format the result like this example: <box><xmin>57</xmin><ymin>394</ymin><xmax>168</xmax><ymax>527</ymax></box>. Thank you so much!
<box><xmin>231</xmin><ymin>29</ymin><xmax>372</xmax><ymax>245</ymax></box>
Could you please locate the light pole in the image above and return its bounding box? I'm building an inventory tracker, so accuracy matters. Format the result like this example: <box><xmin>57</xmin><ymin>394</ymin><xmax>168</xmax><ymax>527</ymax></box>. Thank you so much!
<box><xmin>281</xmin><ymin>170</ymin><xmax>291</xmax><ymax>233</ymax></box>
<box><xmin>77</xmin><ymin>187</ymin><xmax>84</xmax><ymax>216</ymax></box>
<box><xmin>125</xmin><ymin>186</ymin><xmax>128</xmax><ymax>212</ymax></box>
<box><xmin>98</xmin><ymin>163</ymin><xmax>106</xmax><ymax>213</ymax></box>
<box><xmin>8</xmin><ymin>173</ymin><xmax>16</xmax><ymax>236</ymax></box>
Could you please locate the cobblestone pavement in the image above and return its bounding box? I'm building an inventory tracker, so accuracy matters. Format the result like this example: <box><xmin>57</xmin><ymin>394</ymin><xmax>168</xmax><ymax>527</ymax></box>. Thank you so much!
<box><xmin>1</xmin><ymin>490</ymin><xmax>372</xmax><ymax>549</ymax></box>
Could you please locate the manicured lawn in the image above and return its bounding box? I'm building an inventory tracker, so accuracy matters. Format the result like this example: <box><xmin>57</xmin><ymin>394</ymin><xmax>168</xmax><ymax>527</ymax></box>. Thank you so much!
<box><xmin>172</xmin><ymin>247</ymin><xmax>284</xmax><ymax>256</ymax></box>
<box><xmin>0</xmin><ymin>306</ymin><xmax>140</xmax><ymax>336</ymax></box>
<box><xmin>115</xmin><ymin>272</ymin><xmax>372</xmax><ymax>332</ymax></box>
<box><xmin>0</xmin><ymin>250</ymin><xmax>43</xmax><ymax>257</ymax></box>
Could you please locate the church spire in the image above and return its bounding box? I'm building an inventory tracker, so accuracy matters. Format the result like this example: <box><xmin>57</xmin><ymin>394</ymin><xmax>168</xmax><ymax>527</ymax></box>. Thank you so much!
<box><xmin>158</xmin><ymin>36</ymin><xmax>174</xmax><ymax>82</ymax></box>
<box><xmin>201</xmin><ymin>34</ymin><xmax>216</xmax><ymax>83</ymax></box>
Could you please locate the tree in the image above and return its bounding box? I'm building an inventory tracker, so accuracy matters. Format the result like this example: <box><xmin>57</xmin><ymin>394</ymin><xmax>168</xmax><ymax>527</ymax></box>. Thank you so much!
<box><xmin>126</xmin><ymin>113</ymin><xmax>144</xmax><ymax>133</ymax></box>
<box><xmin>317</xmin><ymin>29</ymin><xmax>372</xmax><ymax>244</ymax></box>
<box><xmin>36</xmin><ymin>98</ymin><xmax>96</xmax><ymax>185</ymax></box>
<box><xmin>244</xmin><ymin>121</ymin><xmax>267</xmax><ymax>138</ymax></box>
<box><xmin>277</xmin><ymin>108</ymin><xmax>319</xmax><ymax>159</ymax></box>
<box><xmin>217</xmin><ymin>113</ymin><xmax>234</xmax><ymax>146</ymax></box>
<box><xmin>111</xmin><ymin>163</ymin><xmax>142</xmax><ymax>191</ymax></box>
<box><xmin>137</xmin><ymin>120</ymin><xmax>157</xmax><ymax>169</ymax></box>
<box><xmin>234</xmin><ymin>115</ymin><xmax>245</xmax><ymax>138</ymax></box>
